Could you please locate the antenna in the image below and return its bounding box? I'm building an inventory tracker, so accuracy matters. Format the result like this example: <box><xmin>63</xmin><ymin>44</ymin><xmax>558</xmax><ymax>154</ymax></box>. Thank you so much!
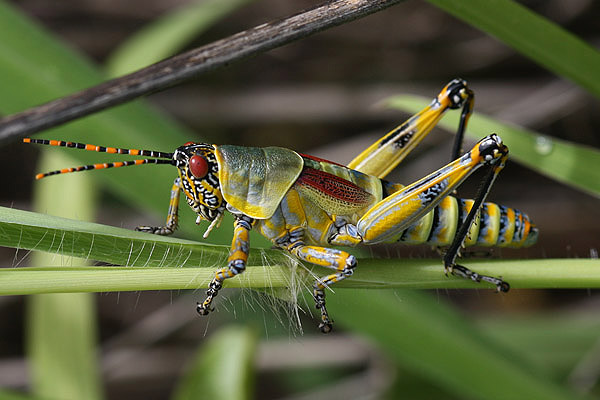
<box><xmin>24</xmin><ymin>138</ymin><xmax>175</xmax><ymax>179</ymax></box>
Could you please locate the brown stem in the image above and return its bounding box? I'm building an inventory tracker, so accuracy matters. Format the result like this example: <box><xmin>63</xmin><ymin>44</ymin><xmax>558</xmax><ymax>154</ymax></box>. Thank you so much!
<box><xmin>0</xmin><ymin>0</ymin><xmax>403</xmax><ymax>143</ymax></box>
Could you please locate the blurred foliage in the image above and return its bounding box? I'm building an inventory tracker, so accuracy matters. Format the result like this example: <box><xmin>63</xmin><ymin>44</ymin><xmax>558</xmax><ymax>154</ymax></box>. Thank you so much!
<box><xmin>171</xmin><ymin>325</ymin><xmax>257</xmax><ymax>400</ymax></box>
<box><xmin>427</xmin><ymin>0</ymin><xmax>600</xmax><ymax>98</ymax></box>
<box><xmin>27</xmin><ymin>152</ymin><xmax>102</xmax><ymax>400</ymax></box>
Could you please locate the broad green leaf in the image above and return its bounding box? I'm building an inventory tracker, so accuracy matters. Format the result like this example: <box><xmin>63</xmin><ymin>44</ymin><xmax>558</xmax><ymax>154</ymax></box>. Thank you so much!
<box><xmin>330</xmin><ymin>289</ymin><xmax>589</xmax><ymax>400</ymax></box>
<box><xmin>171</xmin><ymin>325</ymin><xmax>257</xmax><ymax>400</ymax></box>
<box><xmin>386</xmin><ymin>95</ymin><xmax>600</xmax><ymax>198</ymax></box>
<box><xmin>426</xmin><ymin>0</ymin><xmax>600</xmax><ymax>98</ymax></box>
<box><xmin>106</xmin><ymin>0</ymin><xmax>253</xmax><ymax>77</ymax></box>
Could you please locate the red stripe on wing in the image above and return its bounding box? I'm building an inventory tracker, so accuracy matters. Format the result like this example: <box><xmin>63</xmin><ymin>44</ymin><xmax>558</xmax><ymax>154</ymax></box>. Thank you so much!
<box><xmin>296</xmin><ymin>167</ymin><xmax>372</xmax><ymax>206</ymax></box>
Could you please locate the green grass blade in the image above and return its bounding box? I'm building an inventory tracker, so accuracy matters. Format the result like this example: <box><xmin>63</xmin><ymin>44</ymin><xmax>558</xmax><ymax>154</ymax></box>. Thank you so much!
<box><xmin>27</xmin><ymin>152</ymin><xmax>102</xmax><ymax>400</ymax></box>
<box><xmin>106</xmin><ymin>0</ymin><xmax>253</xmax><ymax>77</ymax></box>
<box><xmin>330</xmin><ymin>289</ymin><xmax>590</xmax><ymax>400</ymax></box>
<box><xmin>171</xmin><ymin>325</ymin><xmax>257</xmax><ymax>400</ymax></box>
<box><xmin>0</xmin><ymin>206</ymin><xmax>230</xmax><ymax>269</ymax></box>
<box><xmin>426</xmin><ymin>0</ymin><xmax>600</xmax><ymax>98</ymax></box>
<box><xmin>2</xmin><ymin>206</ymin><xmax>600</xmax><ymax>293</ymax></box>
<box><xmin>386</xmin><ymin>95</ymin><xmax>600</xmax><ymax>197</ymax></box>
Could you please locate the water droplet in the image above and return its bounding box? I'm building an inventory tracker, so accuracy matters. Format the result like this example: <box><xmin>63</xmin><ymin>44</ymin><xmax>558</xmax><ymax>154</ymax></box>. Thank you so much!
<box><xmin>535</xmin><ymin>136</ymin><xmax>553</xmax><ymax>155</ymax></box>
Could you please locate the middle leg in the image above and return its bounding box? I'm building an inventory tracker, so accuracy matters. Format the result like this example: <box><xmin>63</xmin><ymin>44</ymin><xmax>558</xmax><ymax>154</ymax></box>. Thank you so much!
<box><xmin>197</xmin><ymin>214</ymin><xmax>253</xmax><ymax>316</ymax></box>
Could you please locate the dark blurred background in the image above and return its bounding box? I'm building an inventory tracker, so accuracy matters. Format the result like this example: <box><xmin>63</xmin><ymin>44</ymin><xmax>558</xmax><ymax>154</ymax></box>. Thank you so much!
<box><xmin>1</xmin><ymin>0</ymin><xmax>599</xmax><ymax>398</ymax></box>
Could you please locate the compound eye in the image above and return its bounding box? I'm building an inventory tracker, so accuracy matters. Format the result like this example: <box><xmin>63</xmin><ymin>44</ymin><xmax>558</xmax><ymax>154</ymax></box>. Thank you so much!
<box><xmin>189</xmin><ymin>155</ymin><xmax>208</xmax><ymax>178</ymax></box>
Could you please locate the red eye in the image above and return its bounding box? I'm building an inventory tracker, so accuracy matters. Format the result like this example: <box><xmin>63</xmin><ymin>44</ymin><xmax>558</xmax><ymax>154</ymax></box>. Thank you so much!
<box><xmin>189</xmin><ymin>155</ymin><xmax>208</xmax><ymax>178</ymax></box>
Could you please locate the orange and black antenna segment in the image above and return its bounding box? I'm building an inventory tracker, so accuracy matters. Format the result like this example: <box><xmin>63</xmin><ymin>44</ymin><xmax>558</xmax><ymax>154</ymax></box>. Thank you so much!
<box><xmin>23</xmin><ymin>138</ymin><xmax>174</xmax><ymax>180</ymax></box>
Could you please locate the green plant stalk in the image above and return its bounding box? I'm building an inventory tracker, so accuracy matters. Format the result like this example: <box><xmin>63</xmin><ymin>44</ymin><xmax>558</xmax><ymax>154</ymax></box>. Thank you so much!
<box><xmin>3</xmin><ymin>258</ymin><xmax>600</xmax><ymax>295</ymax></box>
<box><xmin>426</xmin><ymin>0</ymin><xmax>600</xmax><ymax>98</ymax></box>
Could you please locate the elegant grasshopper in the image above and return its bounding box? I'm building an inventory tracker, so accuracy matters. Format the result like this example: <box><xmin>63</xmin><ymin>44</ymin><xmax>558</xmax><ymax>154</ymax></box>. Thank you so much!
<box><xmin>25</xmin><ymin>79</ymin><xmax>537</xmax><ymax>333</ymax></box>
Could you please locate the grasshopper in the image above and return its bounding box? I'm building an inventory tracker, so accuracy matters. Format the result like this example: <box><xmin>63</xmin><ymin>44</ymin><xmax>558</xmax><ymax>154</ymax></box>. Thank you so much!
<box><xmin>25</xmin><ymin>79</ymin><xmax>537</xmax><ymax>333</ymax></box>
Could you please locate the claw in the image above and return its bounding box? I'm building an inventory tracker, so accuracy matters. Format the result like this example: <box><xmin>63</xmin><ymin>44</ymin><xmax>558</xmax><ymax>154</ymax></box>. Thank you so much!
<box><xmin>135</xmin><ymin>225</ymin><xmax>174</xmax><ymax>236</ymax></box>
<box><xmin>444</xmin><ymin>265</ymin><xmax>451</xmax><ymax>276</ymax></box>
<box><xmin>196</xmin><ymin>279</ymin><xmax>223</xmax><ymax>316</ymax></box>
<box><xmin>496</xmin><ymin>280</ymin><xmax>510</xmax><ymax>293</ymax></box>
<box><xmin>447</xmin><ymin>263</ymin><xmax>510</xmax><ymax>292</ymax></box>
<box><xmin>313</xmin><ymin>288</ymin><xmax>334</xmax><ymax>333</ymax></box>
<box><xmin>196</xmin><ymin>302</ymin><xmax>211</xmax><ymax>315</ymax></box>
<box><xmin>319</xmin><ymin>321</ymin><xmax>333</xmax><ymax>334</ymax></box>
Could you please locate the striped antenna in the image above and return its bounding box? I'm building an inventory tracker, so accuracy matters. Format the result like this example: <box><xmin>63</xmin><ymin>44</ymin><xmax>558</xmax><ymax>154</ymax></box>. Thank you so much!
<box><xmin>24</xmin><ymin>138</ymin><xmax>175</xmax><ymax>180</ymax></box>
<box><xmin>23</xmin><ymin>138</ymin><xmax>174</xmax><ymax>158</ymax></box>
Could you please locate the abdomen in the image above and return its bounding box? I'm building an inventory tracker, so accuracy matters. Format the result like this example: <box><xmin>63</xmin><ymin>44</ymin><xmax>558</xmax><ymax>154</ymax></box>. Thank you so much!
<box><xmin>394</xmin><ymin>194</ymin><xmax>538</xmax><ymax>248</ymax></box>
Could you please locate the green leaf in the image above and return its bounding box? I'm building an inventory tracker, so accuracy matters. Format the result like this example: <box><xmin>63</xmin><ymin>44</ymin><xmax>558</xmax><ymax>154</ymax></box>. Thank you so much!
<box><xmin>106</xmin><ymin>0</ymin><xmax>253</xmax><ymax>77</ymax></box>
<box><xmin>426</xmin><ymin>0</ymin><xmax>600</xmax><ymax>98</ymax></box>
<box><xmin>171</xmin><ymin>325</ymin><xmax>257</xmax><ymax>400</ymax></box>
<box><xmin>386</xmin><ymin>95</ymin><xmax>600</xmax><ymax>198</ymax></box>
<box><xmin>478</xmin><ymin>314</ymin><xmax>600</xmax><ymax>379</ymax></box>
<box><xmin>0</xmin><ymin>205</ymin><xmax>230</xmax><ymax>269</ymax></box>
<box><xmin>330</xmin><ymin>289</ymin><xmax>590</xmax><ymax>400</ymax></box>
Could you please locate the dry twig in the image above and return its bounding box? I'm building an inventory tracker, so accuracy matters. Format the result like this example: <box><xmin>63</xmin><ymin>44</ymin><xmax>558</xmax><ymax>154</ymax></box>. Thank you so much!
<box><xmin>0</xmin><ymin>0</ymin><xmax>402</xmax><ymax>143</ymax></box>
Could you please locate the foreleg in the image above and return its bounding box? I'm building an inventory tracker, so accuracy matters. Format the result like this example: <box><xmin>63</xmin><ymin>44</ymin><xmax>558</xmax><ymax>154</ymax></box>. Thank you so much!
<box><xmin>136</xmin><ymin>178</ymin><xmax>181</xmax><ymax>235</ymax></box>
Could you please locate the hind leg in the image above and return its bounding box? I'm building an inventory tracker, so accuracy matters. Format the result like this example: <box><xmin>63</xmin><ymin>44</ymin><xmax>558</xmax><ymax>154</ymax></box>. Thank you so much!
<box><xmin>348</xmin><ymin>79</ymin><xmax>474</xmax><ymax>178</ymax></box>
<box><xmin>357</xmin><ymin>134</ymin><xmax>510</xmax><ymax>291</ymax></box>
<box><xmin>286</xmin><ymin>242</ymin><xmax>357</xmax><ymax>333</ymax></box>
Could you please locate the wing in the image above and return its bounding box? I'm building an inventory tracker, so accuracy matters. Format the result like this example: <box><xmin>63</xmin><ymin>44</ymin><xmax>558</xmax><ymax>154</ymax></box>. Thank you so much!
<box><xmin>216</xmin><ymin>145</ymin><xmax>304</xmax><ymax>219</ymax></box>
<box><xmin>294</xmin><ymin>167</ymin><xmax>374</xmax><ymax>216</ymax></box>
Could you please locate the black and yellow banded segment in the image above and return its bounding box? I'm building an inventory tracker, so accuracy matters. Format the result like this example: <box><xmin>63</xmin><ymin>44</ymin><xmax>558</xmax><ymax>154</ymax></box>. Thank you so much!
<box><xmin>34</xmin><ymin>159</ymin><xmax>173</xmax><ymax>180</ymax></box>
<box><xmin>23</xmin><ymin>138</ymin><xmax>173</xmax><ymax>159</ymax></box>
<box><xmin>24</xmin><ymin>138</ymin><xmax>175</xmax><ymax>179</ymax></box>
